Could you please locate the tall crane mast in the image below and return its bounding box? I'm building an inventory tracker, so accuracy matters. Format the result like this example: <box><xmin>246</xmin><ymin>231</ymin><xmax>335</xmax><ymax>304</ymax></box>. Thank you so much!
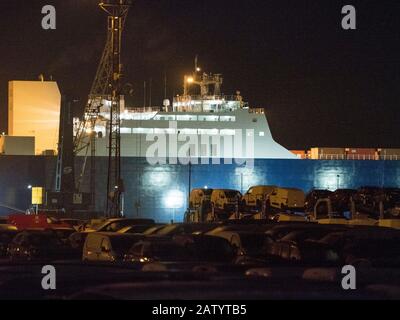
<box><xmin>73</xmin><ymin>0</ymin><xmax>131</xmax><ymax>217</ymax></box>
<box><xmin>101</xmin><ymin>0</ymin><xmax>131</xmax><ymax>217</ymax></box>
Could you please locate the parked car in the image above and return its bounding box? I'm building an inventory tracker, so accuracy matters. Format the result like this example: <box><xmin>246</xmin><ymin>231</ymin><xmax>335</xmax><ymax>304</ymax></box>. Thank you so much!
<box><xmin>8</xmin><ymin>230</ymin><xmax>77</xmax><ymax>261</ymax></box>
<box><xmin>206</xmin><ymin>228</ymin><xmax>270</xmax><ymax>257</ymax></box>
<box><xmin>152</xmin><ymin>223</ymin><xmax>219</xmax><ymax>237</ymax></box>
<box><xmin>278</xmin><ymin>238</ymin><xmax>341</xmax><ymax>266</ymax></box>
<box><xmin>82</xmin><ymin>232</ymin><xmax>143</xmax><ymax>262</ymax></box>
<box><xmin>329</xmin><ymin>189</ymin><xmax>357</xmax><ymax>212</ymax></box>
<box><xmin>189</xmin><ymin>188</ymin><xmax>213</xmax><ymax>209</ymax></box>
<box><xmin>305</xmin><ymin>189</ymin><xmax>333</xmax><ymax>212</ymax></box>
<box><xmin>124</xmin><ymin>238</ymin><xmax>189</xmax><ymax>263</ymax></box>
<box><xmin>124</xmin><ymin>235</ymin><xmax>237</xmax><ymax>265</ymax></box>
<box><xmin>211</xmin><ymin>189</ymin><xmax>242</xmax><ymax>211</ymax></box>
<box><xmin>7</xmin><ymin>214</ymin><xmax>71</xmax><ymax>230</ymax></box>
<box><xmin>69</xmin><ymin>232</ymin><xmax>90</xmax><ymax>251</ymax></box>
<box><xmin>354</xmin><ymin>187</ymin><xmax>382</xmax><ymax>205</ymax></box>
<box><xmin>311</xmin><ymin>227</ymin><xmax>400</xmax><ymax>267</ymax></box>
<box><xmin>118</xmin><ymin>224</ymin><xmax>162</xmax><ymax>234</ymax></box>
<box><xmin>142</xmin><ymin>225</ymin><xmax>167</xmax><ymax>235</ymax></box>
<box><xmin>90</xmin><ymin>218</ymin><xmax>156</xmax><ymax>233</ymax></box>
<box><xmin>265</xmin><ymin>223</ymin><xmax>321</xmax><ymax>241</ymax></box>
<box><xmin>60</xmin><ymin>219</ymin><xmax>85</xmax><ymax>228</ymax></box>
<box><xmin>268</xmin><ymin>188</ymin><xmax>305</xmax><ymax>210</ymax></box>
<box><xmin>267</xmin><ymin>227</ymin><xmax>346</xmax><ymax>263</ymax></box>
<box><xmin>0</xmin><ymin>230</ymin><xmax>18</xmax><ymax>257</ymax></box>
<box><xmin>381</xmin><ymin>188</ymin><xmax>400</xmax><ymax>216</ymax></box>
<box><xmin>241</xmin><ymin>185</ymin><xmax>277</xmax><ymax>209</ymax></box>
<box><xmin>52</xmin><ymin>228</ymin><xmax>76</xmax><ymax>245</ymax></box>
<box><xmin>182</xmin><ymin>235</ymin><xmax>238</xmax><ymax>263</ymax></box>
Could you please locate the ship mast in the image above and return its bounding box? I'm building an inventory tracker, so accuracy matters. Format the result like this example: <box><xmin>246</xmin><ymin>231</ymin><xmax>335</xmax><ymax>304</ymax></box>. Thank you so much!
<box><xmin>184</xmin><ymin>57</ymin><xmax>223</xmax><ymax>97</ymax></box>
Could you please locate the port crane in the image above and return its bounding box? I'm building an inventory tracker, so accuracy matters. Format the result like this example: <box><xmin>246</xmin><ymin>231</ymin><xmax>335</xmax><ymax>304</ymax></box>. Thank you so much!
<box><xmin>56</xmin><ymin>0</ymin><xmax>131</xmax><ymax>218</ymax></box>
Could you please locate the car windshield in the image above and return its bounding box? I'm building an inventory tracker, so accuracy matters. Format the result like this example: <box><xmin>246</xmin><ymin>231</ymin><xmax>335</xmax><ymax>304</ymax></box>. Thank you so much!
<box><xmin>239</xmin><ymin>234</ymin><xmax>268</xmax><ymax>253</ymax></box>
<box><xmin>318</xmin><ymin>232</ymin><xmax>345</xmax><ymax>245</ymax></box>
<box><xmin>187</xmin><ymin>237</ymin><xmax>235</xmax><ymax>262</ymax></box>
<box><xmin>111</xmin><ymin>237</ymin><xmax>139</xmax><ymax>253</ymax></box>
<box><xmin>281</xmin><ymin>229</ymin><xmax>334</xmax><ymax>243</ymax></box>
<box><xmin>97</xmin><ymin>221</ymin><xmax>130</xmax><ymax>232</ymax></box>
<box><xmin>225</xmin><ymin>191</ymin><xmax>240</xmax><ymax>198</ymax></box>
<box><xmin>29</xmin><ymin>234</ymin><xmax>61</xmax><ymax>246</ymax></box>
<box><xmin>202</xmin><ymin>189</ymin><xmax>213</xmax><ymax>196</ymax></box>
<box><xmin>151</xmin><ymin>243</ymin><xmax>189</xmax><ymax>260</ymax></box>
<box><xmin>123</xmin><ymin>225</ymin><xmax>154</xmax><ymax>234</ymax></box>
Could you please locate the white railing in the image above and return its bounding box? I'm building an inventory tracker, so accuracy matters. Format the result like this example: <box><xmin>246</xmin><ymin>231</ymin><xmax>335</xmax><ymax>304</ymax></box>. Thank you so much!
<box><xmin>312</xmin><ymin>154</ymin><xmax>399</xmax><ymax>160</ymax></box>
<box><xmin>379</xmin><ymin>155</ymin><xmax>400</xmax><ymax>161</ymax></box>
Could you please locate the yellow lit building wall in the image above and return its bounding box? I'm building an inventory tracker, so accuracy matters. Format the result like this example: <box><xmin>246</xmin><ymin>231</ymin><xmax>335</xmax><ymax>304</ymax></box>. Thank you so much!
<box><xmin>8</xmin><ymin>81</ymin><xmax>61</xmax><ymax>155</ymax></box>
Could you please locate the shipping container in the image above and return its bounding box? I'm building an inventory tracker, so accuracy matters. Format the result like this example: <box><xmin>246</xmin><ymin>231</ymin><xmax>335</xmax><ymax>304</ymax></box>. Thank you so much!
<box><xmin>310</xmin><ymin>148</ymin><xmax>346</xmax><ymax>160</ymax></box>
<box><xmin>379</xmin><ymin>148</ymin><xmax>400</xmax><ymax>160</ymax></box>
<box><xmin>290</xmin><ymin>150</ymin><xmax>307</xmax><ymax>159</ymax></box>
<box><xmin>346</xmin><ymin>148</ymin><xmax>377</xmax><ymax>160</ymax></box>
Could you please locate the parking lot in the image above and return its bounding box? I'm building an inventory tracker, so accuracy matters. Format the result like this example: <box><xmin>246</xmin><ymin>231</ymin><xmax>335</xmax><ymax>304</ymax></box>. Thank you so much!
<box><xmin>1</xmin><ymin>214</ymin><xmax>400</xmax><ymax>300</ymax></box>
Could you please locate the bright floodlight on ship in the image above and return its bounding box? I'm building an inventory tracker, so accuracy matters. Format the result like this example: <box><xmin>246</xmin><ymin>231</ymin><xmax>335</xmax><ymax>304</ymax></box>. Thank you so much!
<box><xmin>164</xmin><ymin>190</ymin><xmax>185</xmax><ymax>209</ymax></box>
<box><xmin>196</xmin><ymin>67</ymin><xmax>201</xmax><ymax>72</ymax></box>
<box><xmin>187</xmin><ymin>77</ymin><xmax>194</xmax><ymax>84</ymax></box>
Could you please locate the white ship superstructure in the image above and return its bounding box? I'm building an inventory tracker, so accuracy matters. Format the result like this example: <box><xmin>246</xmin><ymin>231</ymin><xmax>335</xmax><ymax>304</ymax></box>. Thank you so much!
<box><xmin>76</xmin><ymin>71</ymin><xmax>296</xmax><ymax>160</ymax></box>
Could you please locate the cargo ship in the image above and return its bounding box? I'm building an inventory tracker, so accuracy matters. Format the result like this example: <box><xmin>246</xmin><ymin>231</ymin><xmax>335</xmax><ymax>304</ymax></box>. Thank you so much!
<box><xmin>1</xmin><ymin>77</ymin><xmax>399</xmax><ymax>221</ymax></box>
<box><xmin>75</xmin><ymin>70</ymin><xmax>297</xmax><ymax>160</ymax></box>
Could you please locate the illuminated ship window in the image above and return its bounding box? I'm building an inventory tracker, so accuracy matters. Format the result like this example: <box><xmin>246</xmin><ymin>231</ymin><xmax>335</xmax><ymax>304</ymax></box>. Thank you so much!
<box><xmin>179</xmin><ymin>129</ymin><xmax>197</xmax><ymax>135</ymax></box>
<box><xmin>247</xmin><ymin>131</ymin><xmax>254</xmax><ymax>137</ymax></box>
<box><xmin>220</xmin><ymin>116</ymin><xmax>236</xmax><ymax>122</ymax></box>
<box><xmin>220</xmin><ymin>129</ymin><xmax>235</xmax><ymax>136</ymax></box>
<box><xmin>132</xmin><ymin>128</ymin><xmax>154</xmax><ymax>134</ymax></box>
<box><xmin>198</xmin><ymin>129</ymin><xmax>219</xmax><ymax>135</ymax></box>
<box><xmin>259</xmin><ymin>131</ymin><xmax>265</xmax><ymax>137</ymax></box>
<box><xmin>165</xmin><ymin>128</ymin><xmax>176</xmax><ymax>134</ymax></box>
<box><xmin>198</xmin><ymin>115</ymin><xmax>219</xmax><ymax>122</ymax></box>
<box><xmin>154</xmin><ymin>115</ymin><xmax>176</xmax><ymax>121</ymax></box>
<box><xmin>121</xmin><ymin>128</ymin><xmax>132</xmax><ymax>134</ymax></box>
<box><xmin>198</xmin><ymin>129</ymin><xmax>219</xmax><ymax>136</ymax></box>
<box><xmin>177</xmin><ymin>115</ymin><xmax>198</xmax><ymax>121</ymax></box>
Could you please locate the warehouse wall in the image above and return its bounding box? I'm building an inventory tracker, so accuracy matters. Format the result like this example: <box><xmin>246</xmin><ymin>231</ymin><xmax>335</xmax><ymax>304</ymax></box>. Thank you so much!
<box><xmin>0</xmin><ymin>156</ymin><xmax>399</xmax><ymax>222</ymax></box>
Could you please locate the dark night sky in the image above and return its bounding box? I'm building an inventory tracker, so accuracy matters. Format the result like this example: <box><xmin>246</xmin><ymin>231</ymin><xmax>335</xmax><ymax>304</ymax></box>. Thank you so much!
<box><xmin>0</xmin><ymin>0</ymin><xmax>399</xmax><ymax>149</ymax></box>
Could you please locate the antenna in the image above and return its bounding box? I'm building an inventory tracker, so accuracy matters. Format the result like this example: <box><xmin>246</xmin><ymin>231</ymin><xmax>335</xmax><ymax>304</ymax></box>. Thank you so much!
<box><xmin>195</xmin><ymin>55</ymin><xmax>201</xmax><ymax>72</ymax></box>
<box><xmin>164</xmin><ymin>72</ymin><xmax>167</xmax><ymax>99</ymax></box>
<box><xmin>149</xmin><ymin>78</ymin><xmax>152</xmax><ymax>108</ymax></box>
<box><xmin>143</xmin><ymin>81</ymin><xmax>146</xmax><ymax>108</ymax></box>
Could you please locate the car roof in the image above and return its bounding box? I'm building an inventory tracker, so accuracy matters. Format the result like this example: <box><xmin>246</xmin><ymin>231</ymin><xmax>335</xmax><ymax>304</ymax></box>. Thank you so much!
<box><xmin>89</xmin><ymin>232</ymin><xmax>142</xmax><ymax>238</ymax></box>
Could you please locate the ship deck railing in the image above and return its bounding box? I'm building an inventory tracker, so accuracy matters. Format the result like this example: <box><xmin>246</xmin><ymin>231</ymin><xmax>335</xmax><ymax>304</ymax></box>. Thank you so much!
<box><xmin>123</xmin><ymin>106</ymin><xmax>265</xmax><ymax>115</ymax></box>
<box><xmin>312</xmin><ymin>154</ymin><xmax>398</xmax><ymax>160</ymax></box>
<box><xmin>173</xmin><ymin>94</ymin><xmax>241</xmax><ymax>103</ymax></box>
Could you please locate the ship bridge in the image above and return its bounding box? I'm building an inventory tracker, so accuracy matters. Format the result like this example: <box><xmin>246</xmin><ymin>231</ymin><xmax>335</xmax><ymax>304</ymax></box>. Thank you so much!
<box><xmin>172</xmin><ymin>94</ymin><xmax>246</xmax><ymax>113</ymax></box>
